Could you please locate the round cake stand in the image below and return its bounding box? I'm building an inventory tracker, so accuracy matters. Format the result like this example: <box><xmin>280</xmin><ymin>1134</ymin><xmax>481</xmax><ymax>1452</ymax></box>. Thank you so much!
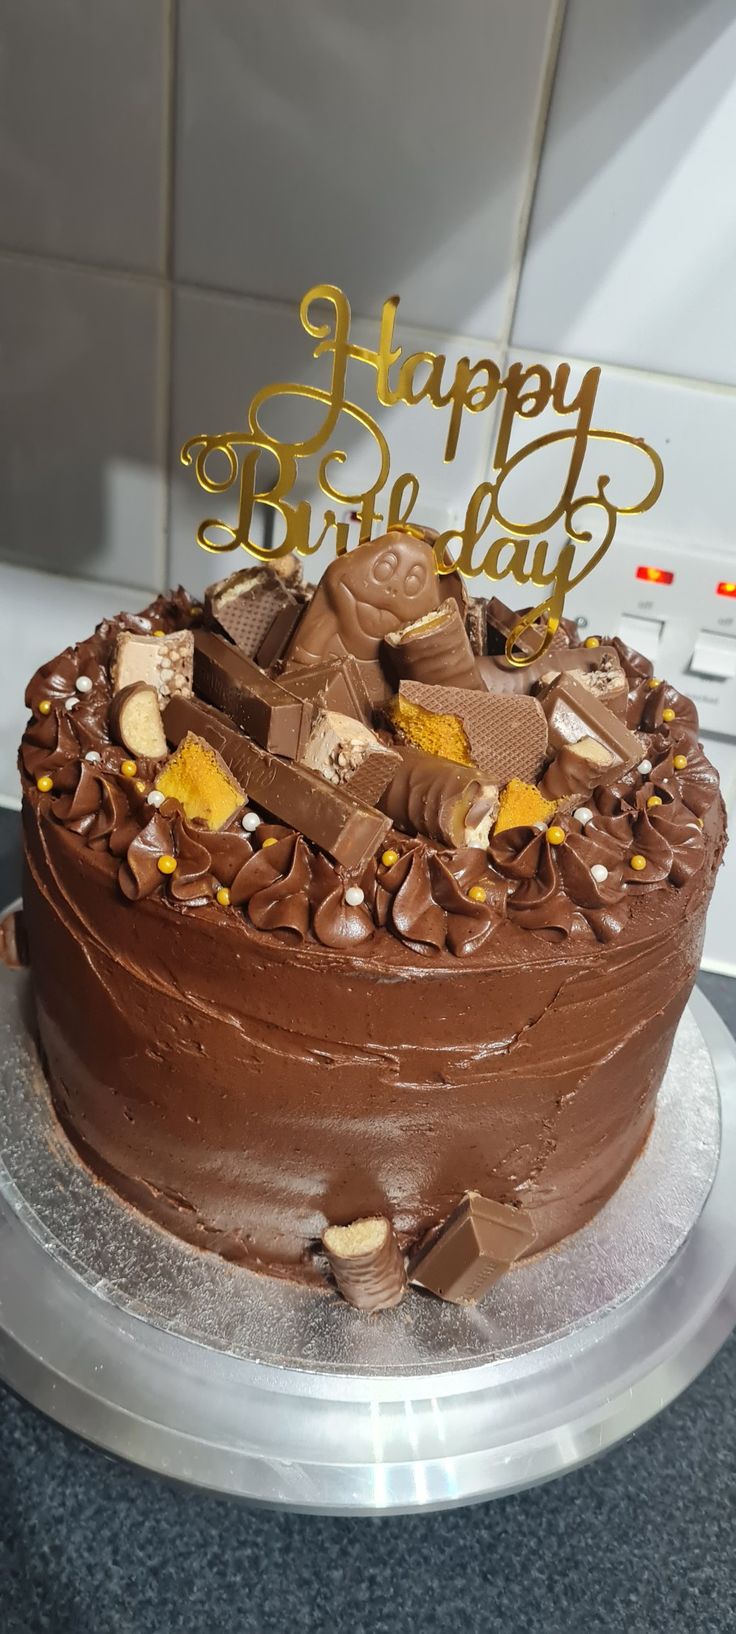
<box><xmin>0</xmin><ymin>954</ymin><xmax>735</xmax><ymax>1514</ymax></box>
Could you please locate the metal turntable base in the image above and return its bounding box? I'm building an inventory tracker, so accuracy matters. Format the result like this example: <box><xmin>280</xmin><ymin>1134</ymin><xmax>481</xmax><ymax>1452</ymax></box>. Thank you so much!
<box><xmin>0</xmin><ymin>954</ymin><xmax>735</xmax><ymax>1514</ymax></box>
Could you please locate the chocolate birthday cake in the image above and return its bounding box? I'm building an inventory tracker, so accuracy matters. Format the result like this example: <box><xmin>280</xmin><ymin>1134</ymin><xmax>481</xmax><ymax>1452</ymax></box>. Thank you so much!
<box><xmin>12</xmin><ymin>528</ymin><xmax>727</xmax><ymax>1311</ymax></box>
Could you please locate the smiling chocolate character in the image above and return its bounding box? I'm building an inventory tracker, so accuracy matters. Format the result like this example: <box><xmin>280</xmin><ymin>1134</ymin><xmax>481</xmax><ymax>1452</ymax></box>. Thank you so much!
<box><xmin>285</xmin><ymin>530</ymin><xmax>441</xmax><ymax>666</ymax></box>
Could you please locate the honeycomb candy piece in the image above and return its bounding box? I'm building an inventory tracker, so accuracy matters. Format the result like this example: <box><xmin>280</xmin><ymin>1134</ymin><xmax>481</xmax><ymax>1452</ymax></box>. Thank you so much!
<box><xmin>155</xmin><ymin>732</ymin><xmax>246</xmax><ymax>831</ymax></box>
<box><xmin>494</xmin><ymin>778</ymin><xmax>556</xmax><ymax>836</ymax></box>
<box><xmin>388</xmin><ymin>694</ymin><xmax>472</xmax><ymax>766</ymax></box>
<box><xmin>390</xmin><ymin>682</ymin><xmax>548</xmax><ymax>785</ymax></box>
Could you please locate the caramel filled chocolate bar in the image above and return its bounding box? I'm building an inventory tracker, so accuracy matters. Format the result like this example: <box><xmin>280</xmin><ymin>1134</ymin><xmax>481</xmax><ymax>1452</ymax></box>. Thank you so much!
<box><xmin>542</xmin><ymin>675</ymin><xmax>640</xmax><ymax>773</ymax></box>
<box><xmin>384</xmin><ymin>599</ymin><xmax>483</xmax><ymax>691</ymax></box>
<box><xmin>280</xmin><ymin>656</ymin><xmax>373</xmax><ymax>727</ymax></box>
<box><xmin>194</xmin><ymin>629</ymin><xmax>311</xmax><ymax>759</ymax></box>
<box><xmin>322</xmin><ymin>1217</ymin><xmax>406</xmax><ymax>1311</ymax></box>
<box><xmin>410</xmin><ymin>1192</ymin><xmax>535</xmax><ymax>1304</ymax></box>
<box><xmin>535</xmin><ymin>644</ymin><xmax>627</xmax><ymax>719</ymax></box>
<box><xmin>164</xmin><ymin>695</ymin><xmax>391</xmax><ymax>869</ymax></box>
<box><xmin>379</xmin><ymin>745</ymin><xmax>498</xmax><ymax>849</ymax></box>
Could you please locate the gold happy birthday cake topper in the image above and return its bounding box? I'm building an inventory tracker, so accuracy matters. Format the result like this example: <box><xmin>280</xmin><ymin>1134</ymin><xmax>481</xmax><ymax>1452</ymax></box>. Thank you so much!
<box><xmin>181</xmin><ymin>283</ymin><xmax>664</xmax><ymax>666</ymax></box>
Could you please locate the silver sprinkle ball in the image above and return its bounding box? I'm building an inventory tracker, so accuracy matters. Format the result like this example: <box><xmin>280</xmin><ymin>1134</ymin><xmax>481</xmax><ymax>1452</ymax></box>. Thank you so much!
<box><xmin>242</xmin><ymin>811</ymin><xmax>261</xmax><ymax>833</ymax></box>
<box><xmin>64</xmin><ymin>696</ymin><xmax>78</xmax><ymax>712</ymax></box>
<box><xmin>146</xmin><ymin>790</ymin><xmax>165</xmax><ymax>808</ymax></box>
<box><xmin>572</xmin><ymin>806</ymin><xmax>593</xmax><ymax>826</ymax></box>
<box><xmin>344</xmin><ymin>886</ymin><xmax>365</xmax><ymax>907</ymax></box>
<box><xmin>638</xmin><ymin>759</ymin><xmax>652</xmax><ymax>776</ymax></box>
<box><xmin>75</xmin><ymin>675</ymin><xmax>93</xmax><ymax>695</ymax></box>
<box><xmin>84</xmin><ymin>750</ymin><xmax>101</xmax><ymax>764</ymax></box>
<box><xmin>590</xmin><ymin>863</ymin><xmax>609</xmax><ymax>884</ymax></box>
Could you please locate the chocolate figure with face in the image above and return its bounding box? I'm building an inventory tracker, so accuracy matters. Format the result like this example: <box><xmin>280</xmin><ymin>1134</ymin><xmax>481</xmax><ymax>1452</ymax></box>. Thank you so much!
<box><xmin>284</xmin><ymin>530</ymin><xmax>441</xmax><ymax>667</ymax></box>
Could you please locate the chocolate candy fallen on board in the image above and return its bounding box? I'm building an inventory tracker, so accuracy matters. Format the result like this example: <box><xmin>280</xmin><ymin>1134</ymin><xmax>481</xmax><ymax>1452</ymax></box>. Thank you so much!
<box><xmin>322</xmin><ymin>1217</ymin><xmax>406</xmax><ymax>1311</ymax></box>
<box><xmin>163</xmin><ymin>695</ymin><xmax>391</xmax><ymax>870</ymax></box>
<box><xmin>410</xmin><ymin>1192</ymin><xmax>535</xmax><ymax>1304</ymax></box>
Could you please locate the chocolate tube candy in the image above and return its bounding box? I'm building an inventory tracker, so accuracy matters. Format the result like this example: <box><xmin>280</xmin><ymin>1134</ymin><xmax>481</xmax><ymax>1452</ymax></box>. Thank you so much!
<box><xmin>542</xmin><ymin>675</ymin><xmax>641</xmax><ymax>776</ymax></box>
<box><xmin>393</xmin><ymin>681</ymin><xmax>548</xmax><ymax>785</ymax></box>
<box><xmin>280</xmin><ymin>656</ymin><xmax>373</xmax><ymax>727</ymax></box>
<box><xmin>379</xmin><ymin>745</ymin><xmax>499</xmax><ymax>849</ymax></box>
<box><xmin>204</xmin><ymin>566</ymin><xmax>294</xmax><ymax>657</ymax></box>
<box><xmin>0</xmin><ymin>905</ymin><xmax>28</xmax><ymax>970</ymax></box>
<box><xmin>410</xmin><ymin>1192</ymin><xmax>535</xmax><ymax>1304</ymax></box>
<box><xmin>164</xmin><ymin>696</ymin><xmax>391</xmax><ymax>869</ymax></box>
<box><xmin>285</xmin><ymin>531</ymin><xmax>440</xmax><ymax>666</ymax></box>
<box><xmin>535</xmin><ymin>645</ymin><xmax>627</xmax><ymax>719</ymax></box>
<box><xmin>384</xmin><ymin>599</ymin><xmax>483</xmax><ymax>691</ymax></box>
<box><xmin>538</xmin><ymin>738</ymin><xmax>616</xmax><ymax>801</ymax></box>
<box><xmin>109</xmin><ymin>682</ymin><xmax>167</xmax><ymax>759</ymax></box>
<box><xmin>322</xmin><ymin>1217</ymin><xmax>406</xmax><ymax>1311</ymax></box>
<box><xmin>301</xmin><ymin>711</ymin><xmax>400</xmax><ymax>805</ymax></box>
<box><xmin>194</xmin><ymin>629</ymin><xmax>311</xmax><ymax>758</ymax></box>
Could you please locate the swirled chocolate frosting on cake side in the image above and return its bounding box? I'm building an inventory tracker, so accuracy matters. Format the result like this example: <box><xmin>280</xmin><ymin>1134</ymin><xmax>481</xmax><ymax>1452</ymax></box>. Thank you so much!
<box><xmin>13</xmin><ymin>529</ymin><xmax>727</xmax><ymax>1309</ymax></box>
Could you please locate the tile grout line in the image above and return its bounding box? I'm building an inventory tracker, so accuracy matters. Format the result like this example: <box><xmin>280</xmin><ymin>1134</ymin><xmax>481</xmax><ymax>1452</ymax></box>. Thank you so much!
<box><xmin>158</xmin><ymin>0</ymin><xmax>179</xmax><ymax>593</ymax></box>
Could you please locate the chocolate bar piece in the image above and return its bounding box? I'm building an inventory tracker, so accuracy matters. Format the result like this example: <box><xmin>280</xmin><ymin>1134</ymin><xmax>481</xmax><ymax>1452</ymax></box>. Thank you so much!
<box><xmin>384</xmin><ymin>599</ymin><xmax>483</xmax><ymax>691</ymax></box>
<box><xmin>163</xmin><ymin>696</ymin><xmax>391</xmax><ymax>869</ymax></box>
<box><xmin>380</xmin><ymin>745</ymin><xmax>499</xmax><ymax>849</ymax></box>
<box><xmin>542</xmin><ymin>676</ymin><xmax>641</xmax><ymax>776</ymax></box>
<box><xmin>109</xmin><ymin>682</ymin><xmax>167</xmax><ymax>759</ymax></box>
<box><xmin>391</xmin><ymin>682</ymin><xmax>548</xmax><ymax>785</ymax></box>
<box><xmin>111</xmin><ymin>629</ymin><xmax>193</xmax><ymax>704</ymax></box>
<box><xmin>301</xmin><ymin>711</ymin><xmax>400</xmax><ymax>804</ymax></box>
<box><xmin>254</xmin><ymin>592</ymin><xmax>308</xmax><ymax>670</ymax></box>
<box><xmin>536</xmin><ymin>645</ymin><xmax>627</xmax><ymax>719</ymax></box>
<box><xmin>322</xmin><ymin>1217</ymin><xmax>406</xmax><ymax>1311</ymax></box>
<box><xmin>155</xmin><ymin>731</ymin><xmax>247</xmax><ymax>831</ymax></box>
<box><xmin>204</xmin><ymin>566</ymin><xmax>295</xmax><ymax>657</ymax></box>
<box><xmin>280</xmin><ymin>656</ymin><xmax>373</xmax><ymax>727</ymax></box>
<box><xmin>485</xmin><ymin>596</ymin><xmax>567</xmax><ymax>662</ymax></box>
<box><xmin>193</xmin><ymin>629</ymin><xmax>311</xmax><ymax>758</ymax></box>
<box><xmin>465</xmin><ymin>599</ymin><xmax>488</xmax><ymax>657</ymax></box>
<box><xmin>285</xmin><ymin>530</ymin><xmax>440</xmax><ymax>666</ymax></box>
<box><xmin>538</xmin><ymin>738</ymin><xmax>616</xmax><ymax>801</ymax></box>
<box><xmin>410</xmin><ymin>1192</ymin><xmax>535</xmax><ymax>1304</ymax></box>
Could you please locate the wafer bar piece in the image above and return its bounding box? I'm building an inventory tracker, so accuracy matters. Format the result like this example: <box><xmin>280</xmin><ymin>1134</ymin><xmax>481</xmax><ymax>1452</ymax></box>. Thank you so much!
<box><xmin>301</xmin><ymin>711</ymin><xmax>401</xmax><ymax>804</ymax></box>
<box><xmin>111</xmin><ymin>629</ymin><xmax>194</xmax><ymax>704</ymax></box>
<box><xmin>280</xmin><ymin>657</ymin><xmax>373</xmax><ymax>727</ymax></box>
<box><xmin>384</xmin><ymin>598</ymin><xmax>483</xmax><ymax>691</ymax></box>
<box><xmin>542</xmin><ymin>675</ymin><xmax>640</xmax><ymax>777</ymax></box>
<box><xmin>109</xmin><ymin>682</ymin><xmax>167</xmax><ymax>759</ymax></box>
<box><xmin>204</xmin><ymin>566</ymin><xmax>294</xmax><ymax>656</ymax></box>
<box><xmin>254</xmin><ymin>589</ymin><xmax>309</xmax><ymax>670</ymax></box>
<box><xmin>193</xmin><ymin>629</ymin><xmax>311</xmax><ymax>758</ymax></box>
<box><xmin>322</xmin><ymin>1217</ymin><xmax>406</xmax><ymax>1312</ymax></box>
<box><xmin>538</xmin><ymin>739</ymin><xmax>616</xmax><ymax>801</ymax></box>
<box><xmin>155</xmin><ymin>732</ymin><xmax>247</xmax><ymax>831</ymax></box>
<box><xmin>535</xmin><ymin>645</ymin><xmax>627</xmax><ymax>719</ymax></box>
<box><xmin>391</xmin><ymin>682</ymin><xmax>548</xmax><ymax>785</ymax></box>
<box><xmin>379</xmin><ymin>745</ymin><xmax>498</xmax><ymax>848</ymax></box>
<box><xmin>410</xmin><ymin>1193</ymin><xmax>535</xmax><ymax>1304</ymax></box>
<box><xmin>163</xmin><ymin>696</ymin><xmax>391</xmax><ymax>869</ymax></box>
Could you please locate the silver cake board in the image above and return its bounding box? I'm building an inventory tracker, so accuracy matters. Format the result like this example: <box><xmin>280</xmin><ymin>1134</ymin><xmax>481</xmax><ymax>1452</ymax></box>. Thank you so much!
<box><xmin>0</xmin><ymin>930</ymin><xmax>735</xmax><ymax>1513</ymax></box>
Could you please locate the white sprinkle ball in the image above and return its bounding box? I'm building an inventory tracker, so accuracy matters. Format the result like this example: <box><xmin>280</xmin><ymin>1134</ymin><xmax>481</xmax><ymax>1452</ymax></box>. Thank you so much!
<box><xmin>344</xmin><ymin>886</ymin><xmax>365</xmax><ymax>907</ymax></box>
<box><xmin>146</xmin><ymin>789</ymin><xmax>165</xmax><ymax>808</ymax></box>
<box><xmin>75</xmin><ymin>675</ymin><xmax>93</xmax><ymax>695</ymax></box>
<box><xmin>64</xmin><ymin>696</ymin><xmax>78</xmax><ymax>712</ymax></box>
<box><xmin>84</xmin><ymin>750</ymin><xmax>101</xmax><ymax>764</ymax></box>
<box><xmin>572</xmin><ymin>806</ymin><xmax>592</xmax><ymax>826</ymax></box>
<box><xmin>138</xmin><ymin>618</ymin><xmax>152</xmax><ymax>632</ymax></box>
<box><xmin>637</xmin><ymin>758</ymin><xmax>652</xmax><ymax>776</ymax></box>
<box><xmin>532</xmin><ymin>820</ymin><xmax>548</xmax><ymax>831</ymax></box>
<box><xmin>590</xmin><ymin>863</ymin><xmax>609</xmax><ymax>884</ymax></box>
<box><xmin>242</xmin><ymin>811</ymin><xmax>261</xmax><ymax>833</ymax></box>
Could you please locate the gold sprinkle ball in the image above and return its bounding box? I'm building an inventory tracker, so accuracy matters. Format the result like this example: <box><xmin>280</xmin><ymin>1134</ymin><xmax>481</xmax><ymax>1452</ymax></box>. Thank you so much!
<box><xmin>647</xmin><ymin>677</ymin><xmax>660</xmax><ymax>690</ymax></box>
<box><xmin>629</xmin><ymin>853</ymin><xmax>647</xmax><ymax>871</ymax></box>
<box><xmin>646</xmin><ymin>795</ymin><xmax>663</xmax><ymax>808</ymax></box>
<box><xmin>662</xmin><ymin>707</ymin><xmax>676</xmax><ymax>722</ymax></box>
<box><xmin>467</xmin><ymin>885</ymin><xmax>487</xmax><ymax>904</ymax></box>
<box><xmin>190</xmin><ymin>603</ymin><xmax>203</xmax><ymax>616</ymax></box>
<box><xmin>583</xmin><ymin>636</ymin><xmax>600</xmax><ymax>649</ymax></box>
<box><xmin>547</xmin><ymin>825</ymin><xmax>566</xmax><ymax>846</ymax></box>
<box><xmin>697</xmin><ymin>817</ymin><xmax>704</xmax><ymax>828</ymax></box>
<box><xmin>381</xmin><ymin>848</ymin><xmax>400</xmax><ymax>868</ymax></box>
<box><xmin>261</xmin><ymin>836</ymin><xmax>278</xmax><ymax>849</ymax></box>
<box><xmin>157</xmin><ymin>854</ymin><xmax>177</xmax><ymax>875</ymax></box>
<box><xmin>38</xmin><ymin>699</ymin><xmax>52</xmax><ymax>716</ymax></box>
<box><xmin>673</xmin><ymin>754</ymin><xmax>688</xmax><ymax>770</ymax></box>
<box><xmin>36</xmin><ymin>774</ymin><xmax>53</xmax><ymax>793</ymax></box>
<box><xmin>133</xmin><ymin>779</ymin><xmax>147</xmax><ymax>795</ymax></box>
<box><xmin>120</xmin><ymin>759</ymin><xmax>138</xmax><ymax>778</ymax></box>
<box><xmin>216</xmin><ymin>886</ymin><xmax>231</xmax><ymax>907</ymax></box>
<box><xmin>152</xmin><ymin>628</ymin><xmax>165</xmax><ymax>638</ymax></box>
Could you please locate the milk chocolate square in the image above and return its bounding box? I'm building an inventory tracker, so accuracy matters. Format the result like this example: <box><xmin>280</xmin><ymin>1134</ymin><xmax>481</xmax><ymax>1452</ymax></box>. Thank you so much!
<box><xmin>410</xmin><ymin>1193</ymin><xmax>535</xmax><ymax>1304</ymax></box>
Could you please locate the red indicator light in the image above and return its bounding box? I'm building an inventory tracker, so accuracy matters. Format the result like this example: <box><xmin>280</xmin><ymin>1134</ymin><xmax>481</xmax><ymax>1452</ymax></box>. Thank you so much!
<box><xmin>717</xmin><ymin>580</ymin><xmax>736</xmax><ymax>598</ymax></box>
<box><xmin>636</xmin><ymin>565</ymin><xmax>674</xmax><ymax>586</ymax></box>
